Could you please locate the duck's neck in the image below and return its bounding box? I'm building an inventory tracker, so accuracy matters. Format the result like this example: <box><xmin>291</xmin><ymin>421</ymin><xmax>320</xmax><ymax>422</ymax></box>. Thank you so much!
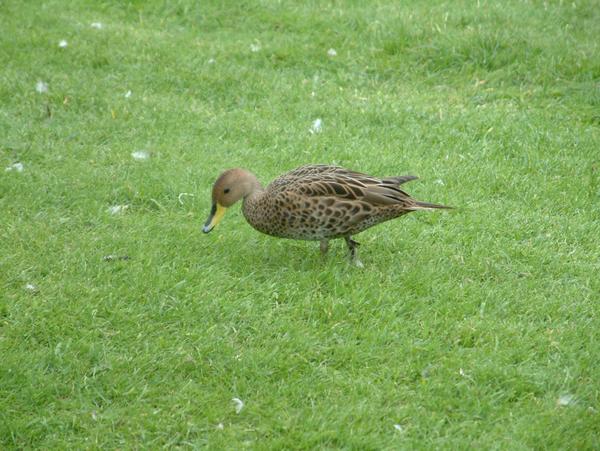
<box><xmin>239</xmin><ymin>171</ymin><xmax>263</xmax><ymax>199</ymax></box>
<box><xmin>240</xmin><ymin>170</ymin><xmax>262</xmax><ymax>204</ymax></box>
<box><xmin>241</xmin><ymin>175</ymin><xmax>267</xmax><ymax>232</ymax></box>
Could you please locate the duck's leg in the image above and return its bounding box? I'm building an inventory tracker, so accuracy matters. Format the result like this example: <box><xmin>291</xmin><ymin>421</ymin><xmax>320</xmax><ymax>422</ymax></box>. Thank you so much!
<box><xmin>344</xmin><ymin>236</ymin><xmax>364</xmax><ymax>268</ymax></box>
<box><xmin>320</xmin><ymin>239</ymin><xmax>329</xmax><ymax>255</ymax></box>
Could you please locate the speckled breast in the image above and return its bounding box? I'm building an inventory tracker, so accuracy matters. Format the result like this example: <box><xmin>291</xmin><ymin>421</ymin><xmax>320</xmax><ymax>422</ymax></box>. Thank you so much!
<box><xmin>243</xmin><ymin>194</ymin><xmax>407</xmax><ymax>241</ymax></box>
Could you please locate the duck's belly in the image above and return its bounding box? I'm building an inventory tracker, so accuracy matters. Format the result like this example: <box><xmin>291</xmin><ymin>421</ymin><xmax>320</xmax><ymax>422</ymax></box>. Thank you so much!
<box><xmin>245</xmin><ymin>206</ymin><xmax>403</xmax><ymax>240</ymax></box>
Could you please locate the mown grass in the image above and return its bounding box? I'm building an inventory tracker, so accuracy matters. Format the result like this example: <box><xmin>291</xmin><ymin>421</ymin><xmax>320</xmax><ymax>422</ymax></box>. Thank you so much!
<box><xmin>1</xmin><ymin>0</ymin><xmax>599</xmax><ymax>448</ymax></box>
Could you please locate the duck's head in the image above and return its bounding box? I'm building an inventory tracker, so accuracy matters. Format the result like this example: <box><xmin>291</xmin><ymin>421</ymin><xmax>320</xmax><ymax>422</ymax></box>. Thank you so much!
<box><xmin>203</xmin><ymin>168</ymin><xmax>261</xmax><ymax>233</ymax></box>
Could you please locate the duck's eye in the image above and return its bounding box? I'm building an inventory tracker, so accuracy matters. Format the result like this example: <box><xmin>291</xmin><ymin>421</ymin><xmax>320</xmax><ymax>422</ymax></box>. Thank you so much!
<box><xmin>224</xmin><ymin>188</ymin><xmax>230</xmax><ymax>194</ymax></box>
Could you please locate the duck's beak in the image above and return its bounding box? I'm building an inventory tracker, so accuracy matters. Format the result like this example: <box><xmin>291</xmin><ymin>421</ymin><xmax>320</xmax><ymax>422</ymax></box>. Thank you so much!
<box><xmin>203</xmin><ymin>203</ymin><xmax>227</xmax><ymax>233</ymax></box>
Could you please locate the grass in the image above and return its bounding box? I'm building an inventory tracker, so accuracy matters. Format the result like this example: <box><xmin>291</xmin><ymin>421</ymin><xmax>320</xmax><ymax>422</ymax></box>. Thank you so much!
<box><xmin>1</xmin><ymin>0</ymin><xmax>599</xmax><ymax>448</ymax></box>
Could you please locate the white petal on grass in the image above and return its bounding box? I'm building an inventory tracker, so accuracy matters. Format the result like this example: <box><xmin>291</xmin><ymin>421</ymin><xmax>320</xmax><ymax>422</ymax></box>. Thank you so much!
<box><xmin>250</xmin><ymin>42</ymin><xmax>261</xmax><ymax>52</ymax></box>
<box><xmin>309</xmin><ymin>118</ymin><xmax>323</xmax><ymax>134</ymax></box>
<box><xmin>459</xmin><ymin>368</ymin><xmax>474</xmax><ymax>382</ymax></box>
<box><xmin>25</xmin><ymin>283</ymin><xmax>38</xmax><ymax>292</ymax></box>
<box><xmin>232</xmin><ymin>398</ymin><xmax>244</xmax><ymax>414</ymax></box>
<box><xmin>5</xmin><ymin>162</ymin><xmax>24</xmax><ymax>172</ymax></box>
<box><xmin>327</xmin><ymin>48</ymin><xmax>337</xmax><ymax>57</ymax></box>
<box><xmin>558</xmin><ymin>393</ymin><xmax>575</xmax><ymax>407</ymax></box>
<box><xmin>107</xmin><ymin>205</ymin><xmax>129</xmax><ymax>215</ymax></box>
<box><xmin>216</xmin><ymin>423</ymin><xmax>224</xmax><ymax>430</ymax></box>
<box><xmin>178</xmin><ymin>193</ymin><xmax>195</xmax><ymax>205</ymax></box>
<box><xmin>125</xmin><ymin>90</ymin><xmax>132</xmax><ymax>98</ymax></box>
<box><xmin>36</xmin><ymin>81</ymin><xmax>49</xmax><ymax>94</ymax></box>
<box><xmin>393</xmin><ymin>424</ymin><xmax>404</xmax><ymax>433</ymax></box>
<box><xmin>207</xmin><ymin>58</ymin><xmax>216</xmax><ymax>64</ymax></box>
<box><xmin>131</xmin><ymin>150</ymin><xmax>150</xmax><ymax>161</ymax></box>
<box><xmin>58</xmin><ymin>39</ymin><xmax>68</xmax><ymax>48</ymax></box>
<box><xmin>90</xmin><ymin>22</ymin><xmax>104</xmax><ymax>29</ymax></box>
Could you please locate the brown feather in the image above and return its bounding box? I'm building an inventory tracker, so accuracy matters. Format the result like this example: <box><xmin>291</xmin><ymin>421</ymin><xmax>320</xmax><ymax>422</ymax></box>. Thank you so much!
<box><xmin>205</xmin><ymin>164</ymin><xmax>451</xmax><ymax>244</ymax></box>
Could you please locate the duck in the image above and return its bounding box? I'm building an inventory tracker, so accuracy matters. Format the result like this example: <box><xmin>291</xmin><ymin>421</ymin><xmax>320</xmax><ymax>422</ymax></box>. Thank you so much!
<box><xmin>203</xmin><ymin>164</ymin><xmax>450</xmax><ymax>266</ymax></box>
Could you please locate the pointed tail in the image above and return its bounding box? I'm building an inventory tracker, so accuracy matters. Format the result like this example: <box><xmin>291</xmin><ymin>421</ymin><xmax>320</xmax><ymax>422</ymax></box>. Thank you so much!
<box><xmin>414</xmin><ymin>200</ymin><xmax>453</xmax><ymax>209</ymax></box>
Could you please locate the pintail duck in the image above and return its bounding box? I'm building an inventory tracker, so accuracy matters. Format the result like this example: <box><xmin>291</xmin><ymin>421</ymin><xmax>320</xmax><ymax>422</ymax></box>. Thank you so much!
<box><xmin>203</xmin><ymin>164</ymin><xmax>450</xmax><ymax>266</ymax></box>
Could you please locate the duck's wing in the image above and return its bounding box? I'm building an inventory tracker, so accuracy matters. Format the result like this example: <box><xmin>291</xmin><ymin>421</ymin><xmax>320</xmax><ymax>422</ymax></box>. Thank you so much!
<box><xmin>282</xmin><ymin>168</ymin><xmax>421</xmax><ymax>207</ymax></box>
<box><xmin>269</xmin><ymin>165</ymin><xmax>417</xmax><ymax>196</ymax></box>
<box><xmin>296</xmin><ymin>176</ymin><xmax>416</xmax><ymax>206</ymax></box>
<box><xmin>268</xmin><ymin>164</ymin><xmax>346</xmax><ymax>187</ymax></box>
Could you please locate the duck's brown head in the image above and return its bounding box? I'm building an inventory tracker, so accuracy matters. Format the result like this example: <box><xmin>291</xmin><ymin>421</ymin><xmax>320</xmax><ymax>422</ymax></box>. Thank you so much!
<box><xmin>203</xmin><ymin>168</ymin><xmax>261</xmax><ymax>233</ymax></box>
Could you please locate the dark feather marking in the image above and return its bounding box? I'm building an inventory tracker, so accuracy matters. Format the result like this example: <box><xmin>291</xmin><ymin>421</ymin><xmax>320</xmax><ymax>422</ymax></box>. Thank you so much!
<box><xmin>329</xmin><ymin>183</ymin><xmax>346</xmax><ymax>195</ymax></box>
<box><xmin>348</xmin><ymin>185</ymin><xmax>363</xmax><ymax>198</ymax></box>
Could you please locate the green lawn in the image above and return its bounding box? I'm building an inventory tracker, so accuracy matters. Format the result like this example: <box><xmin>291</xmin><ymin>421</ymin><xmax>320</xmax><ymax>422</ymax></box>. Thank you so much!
<box><xmin>1</xmin><ymin>0</ymin><xmax>599</xmax><ymax>448</ymax></box>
